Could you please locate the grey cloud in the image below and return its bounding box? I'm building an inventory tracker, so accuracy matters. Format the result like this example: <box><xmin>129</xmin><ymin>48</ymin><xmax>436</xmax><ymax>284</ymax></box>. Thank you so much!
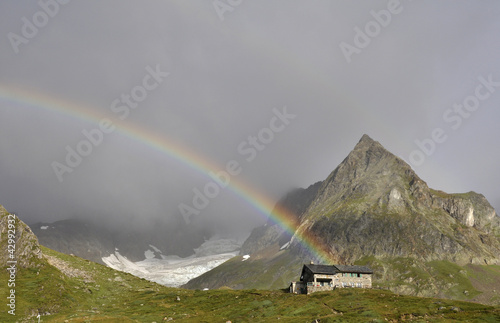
<box><xmin>0</xmin><ymin>0</ymin><xmax>499</xmax><ymax>234</ymax></box>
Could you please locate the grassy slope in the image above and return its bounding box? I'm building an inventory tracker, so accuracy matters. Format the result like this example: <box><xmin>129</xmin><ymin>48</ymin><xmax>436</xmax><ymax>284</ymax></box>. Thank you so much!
<box><xmin>186</xmin><ymin>253</ymin><xmax>500</xmax><ymax>307</ymax></box>
<box><xmin>184</xmin><ymin>248</ymin><xmax>302</xmax><ymax>290</ymax></box>
<box><xmin>0</xmin><ymin>247</ymin><xmax>498</xmax><ymax>322</ymax></box>
<box><xmin>354</xmin><ymin>256</ymin><xmax>500</xmax><ymax>305</ymax></box>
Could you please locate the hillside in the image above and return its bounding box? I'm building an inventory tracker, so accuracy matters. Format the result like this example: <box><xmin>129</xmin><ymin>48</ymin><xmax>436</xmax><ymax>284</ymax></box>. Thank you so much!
<box><xmin>185</xmin><ymin>135</ymin><xmax>500</xmax><ymax>305</ymax></box>
<box><xmin>1</xmin><ymin>204</ymin><xmax>500</xmax><ymax>321</ymax></box>
<box><xmin>0</xmin><ymin>247</ymin><xmax>498</xmax><ymax>321</ymax></box>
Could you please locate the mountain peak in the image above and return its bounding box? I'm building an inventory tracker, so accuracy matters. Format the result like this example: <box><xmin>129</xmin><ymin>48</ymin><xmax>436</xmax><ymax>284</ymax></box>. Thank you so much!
<box><xmin>352</xmin><ymin>134</ymin><xmax>388</xmax><ymax>156</ymax></box>
<box><xmin>302</xmin><ymin>135</ymin><xmax>500</xmax><ymax>262</ymax></box>
<box><xmin>358</xmin><ymin>133</ymin><xmax>376</xmax><ymax>144</ymax></box>
<box><xmin>318</xmin><ymin>134</ymin><xmax>413</xmax><ymax>197</ymax></box>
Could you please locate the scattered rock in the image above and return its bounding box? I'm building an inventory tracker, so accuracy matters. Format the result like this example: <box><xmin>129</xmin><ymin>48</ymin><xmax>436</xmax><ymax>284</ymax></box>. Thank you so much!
<box><xmin>0</xmin><ymin>207</ymin><xmax>43</xmax><ymax>268</ymax></box>
<box><xmin>44</xmin><ymin>254</ymin><xmax>94</xmax><ymax>282</ymax></box>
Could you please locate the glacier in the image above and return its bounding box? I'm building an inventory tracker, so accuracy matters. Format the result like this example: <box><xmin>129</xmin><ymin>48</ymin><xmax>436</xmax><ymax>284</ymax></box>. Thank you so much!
<box><xmin>102</xmin><ymin>236</ymin><xmax>242</xmax><ymax>287</ymax></box>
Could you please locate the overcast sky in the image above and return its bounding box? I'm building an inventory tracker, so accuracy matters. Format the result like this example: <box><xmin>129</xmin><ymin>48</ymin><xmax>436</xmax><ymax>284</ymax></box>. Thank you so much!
<box><xmin>1</xmin><ymin>0</ymin><xmax>499</xmax><ymax>234</ymax></box>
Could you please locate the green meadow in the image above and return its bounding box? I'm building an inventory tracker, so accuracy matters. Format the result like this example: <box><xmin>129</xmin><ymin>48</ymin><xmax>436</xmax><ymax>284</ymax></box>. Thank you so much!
<box><xmin>0</xmin><ymin>247</ymin><xmax>498</xmax><ymax>322</ymax></box>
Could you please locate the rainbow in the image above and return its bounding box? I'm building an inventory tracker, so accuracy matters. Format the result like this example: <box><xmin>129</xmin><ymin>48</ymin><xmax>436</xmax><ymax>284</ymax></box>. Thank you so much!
<box><xmin>1</xmin><ymin>85</ymin><xmax>335</xmax><ymax>263</ymax></box>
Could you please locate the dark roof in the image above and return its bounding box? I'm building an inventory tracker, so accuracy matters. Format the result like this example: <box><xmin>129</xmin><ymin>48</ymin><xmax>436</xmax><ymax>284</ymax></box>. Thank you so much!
<box><xmin>333</xmin><ymin>265</ymin><xmax>373</xmax><ymax>274</ymax></box>
<box><xmin>304</xmin><ymin>264</ymin><xmax>373</xmax><ymax>275</ymax></box>
<box><xmin>304</xmin><ymin>264</ymin><xmax>338</xmax><ymax>275</ymax></box>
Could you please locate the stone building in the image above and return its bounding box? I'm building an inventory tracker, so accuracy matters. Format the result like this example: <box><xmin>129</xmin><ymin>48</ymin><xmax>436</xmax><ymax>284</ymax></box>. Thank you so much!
<box><xmin>289</xmin><ymin>264</ymin><xmax>373</xmax><ymax>294</ymax></box>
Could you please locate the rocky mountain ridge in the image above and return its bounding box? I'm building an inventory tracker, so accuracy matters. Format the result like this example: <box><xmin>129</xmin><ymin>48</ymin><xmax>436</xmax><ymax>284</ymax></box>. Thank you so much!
<box><xmin>32</xmin><ymin>218</ymin><xmax>211</xmax><ymax>264</ymax></box>
<box><xmin>243</xmin><ymin>134</ymin><xmax>500</xmax><ymax>265</ymax></box>
<box><xmin>186</xmin><ymin>135</ymin><xmax>500</xmax><ymax>304</ymax></box>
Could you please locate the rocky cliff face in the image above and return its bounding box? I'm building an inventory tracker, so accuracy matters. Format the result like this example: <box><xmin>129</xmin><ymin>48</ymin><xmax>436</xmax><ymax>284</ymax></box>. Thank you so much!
<box><xmin>187</xmin><ymin>135</ymin><xmax>500</xmax><ymax>303</ymax></box>
<box><xmin>429</xmin><ymin>190</ymin><xmax>499</xmax><ymax>233</ymax></box>
<box><xmin>0</xmin><ymin>205</ymin><xmax>43</xmax><ymax>268</ymax></box>
<box><xmin>287</xmin><ymin>134</ymin><xmax>500</xmax><ymax>265</ymax></box>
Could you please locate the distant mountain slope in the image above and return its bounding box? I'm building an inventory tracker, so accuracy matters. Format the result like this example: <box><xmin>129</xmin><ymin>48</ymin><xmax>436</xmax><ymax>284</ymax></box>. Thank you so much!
<box><xmin>31</xmin><ymin>217</ymin><xmax>211</xmax><ymax>265</ymax></box>
<box><xmin>31</xmin><ymin>219</ymin><xmax>114</xmax><ymax>265</ymax></box>
<box><xmin>185</xmin><ymin>135</ymin><xmax>500</xmax><ymax>304</ymax></box>
<box><xmin>240</xmin><ymin>181</ymin><xmax>322</xmax><ymax>256</ymax></box>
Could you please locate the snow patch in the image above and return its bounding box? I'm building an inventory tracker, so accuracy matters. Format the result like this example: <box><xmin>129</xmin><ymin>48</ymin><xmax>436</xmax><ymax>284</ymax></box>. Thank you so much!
<box><xmin>242</xmin><ymin>255</ymin><xmax>250</xmax><ymax>261</ymax></box>
<box><xmin>280</xmin><ymin>241</ymin><xmax>290</xmax><ymax>250</ymax></box>
<box><xmin>144</xmin><ymin>250</ymin><xmax>155</xmax><ymax>260</ymax></box>
<box><xmin>102</xmin><ymin>237</ymin><xmax>243</xmax><ymax>287</ymax></box>
<box><xmin>144</xmin><ymin>244</ymin><xmax>164</xmax><ymax>260</ymax></box>
<box><xmin>40</xmin><ymin>226</ymin><xmax>49</xmax><ymax>230</ymax></box>
<box><xmin>390</xmin><ymin>188</ymin><xmax>401</xmax><ymax>200</ymax></box>
<box><xmin>149</xmin><ymin>244</ymin><xmax>162</xmax><ymax>253</ymax></box>
<box><xmin>465</xmin><ymin>207</ymin><xmax>475</xmax><ymax>227</ymax></box>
